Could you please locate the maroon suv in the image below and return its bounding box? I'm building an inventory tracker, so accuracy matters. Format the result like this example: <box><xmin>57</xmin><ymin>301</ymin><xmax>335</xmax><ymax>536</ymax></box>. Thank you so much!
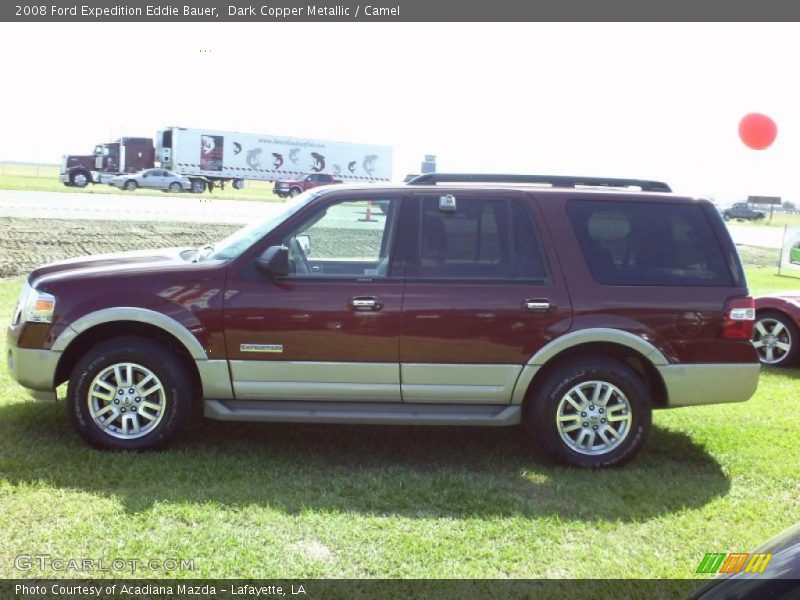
<box><xmin>6</xmin><ymin>174</ymin><xmax>760</xmax><ymax>468</ymax></box>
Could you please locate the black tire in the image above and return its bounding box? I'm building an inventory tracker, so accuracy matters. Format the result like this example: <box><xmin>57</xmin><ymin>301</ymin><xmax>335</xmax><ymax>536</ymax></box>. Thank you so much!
<box><xmin>70</xmin><ymin>171</ymin><xmax>90</xmax><ymax>188</ymax></box>
<box><xmin>191</xmin><ymin>180</ymin><xmax>206</xmax><ymax>194</ymax></box>
<box><xmin>525</xmin><ymin>356</ymin><xmax>651</xmax><ymax>468</ymax></box>
<box><xmin>723</xmin><ymin>213</ymin><xmax>731</xmax><ymax>221</ymax></box>
<box><xmin>67</xmin><ymin>336</ymin><xmax>194</xmax><ymax>451</ymax></box>
<box><xmin>168</xmin><ymin>182</ymin><xmax>182</xmax><ymax>193</ymax></box>
<box><xmin>752</xmin><ymin>310</ymin><xmax>799</xmax><ymax>367</ymax></box>
<box><xmin>124</xmin><ymin>179</ymin><xmax>138</xmax><ymax>191</ymax></box>
<box><xmin>289</xmin><ymin>187</ymin><xmax>302</xmax><ymax>197</ymax></box>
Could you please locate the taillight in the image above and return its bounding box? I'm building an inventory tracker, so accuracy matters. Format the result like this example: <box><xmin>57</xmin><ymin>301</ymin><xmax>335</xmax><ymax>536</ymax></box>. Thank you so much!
<box><xmin>722</xmin><ymin>296</ymin><xmax>755</xmax><ymax>339</ymax></box>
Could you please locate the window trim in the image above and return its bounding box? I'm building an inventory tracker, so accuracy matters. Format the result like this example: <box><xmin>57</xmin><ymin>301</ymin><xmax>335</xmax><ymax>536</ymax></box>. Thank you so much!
<box><xmin>566</xmin><ymin>198</ymin><xmax>735</xmax><ymax>287</ymax></box>
<box><xmin>408</xmin><ymin>194</ymin><xmax>552</xmax><ymax>284</ymax></box>
<box><xmin>277</xmin><ymin>195</ymin><xmax>404</xmax><ymax>282</ymax></box>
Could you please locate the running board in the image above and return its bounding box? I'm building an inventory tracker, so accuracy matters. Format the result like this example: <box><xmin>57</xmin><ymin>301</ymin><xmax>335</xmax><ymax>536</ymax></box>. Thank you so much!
<box><xmin>204</xmin><ymin>400</ymin><xmax>521</xmax><ymax>427</ymax></box>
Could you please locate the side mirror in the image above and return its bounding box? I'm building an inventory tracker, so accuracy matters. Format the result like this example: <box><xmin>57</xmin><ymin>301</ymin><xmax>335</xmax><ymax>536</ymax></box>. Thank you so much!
<box><xmin>296</xmin><ymin>234</ymin><xmax>311</xmax><ymax>254</ymax></box>
<box><xmin>256</xmin><ymin>245</ymin><xmax>289</xmax><ymax>277</ymax></box>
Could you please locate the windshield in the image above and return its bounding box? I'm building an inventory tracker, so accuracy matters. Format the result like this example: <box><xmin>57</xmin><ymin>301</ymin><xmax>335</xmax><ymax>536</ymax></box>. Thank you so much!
<box><xmin>211</xmin><ymin>191</ymin><xmax>320</xmax><ymax>260</ymax></box>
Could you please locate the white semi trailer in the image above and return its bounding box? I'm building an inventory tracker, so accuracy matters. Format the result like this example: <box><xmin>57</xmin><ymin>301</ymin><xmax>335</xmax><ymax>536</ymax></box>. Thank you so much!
<box><xmin>156</xmin><ymin>126</ymin><xmax>393</xmax><ymax>193</ymax></box>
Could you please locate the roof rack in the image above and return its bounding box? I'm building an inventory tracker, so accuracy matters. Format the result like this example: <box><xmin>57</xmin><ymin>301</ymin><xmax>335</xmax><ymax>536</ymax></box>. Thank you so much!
<box><xmin>405</xmin><ymin>173</ymin><xmax>672</xmax><ymax>193</ymax></box>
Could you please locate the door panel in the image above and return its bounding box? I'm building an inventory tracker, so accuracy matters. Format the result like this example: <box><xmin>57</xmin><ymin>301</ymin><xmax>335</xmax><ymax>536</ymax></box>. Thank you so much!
<box><xmin>400</xmin><ymin>192</ymin><xmax>572</xmax><ymax>403</ymax></box>
<box><xmin>223</xmin><ymin>194</ymin><xmax>404</xmax><ymax>401</ymax></box>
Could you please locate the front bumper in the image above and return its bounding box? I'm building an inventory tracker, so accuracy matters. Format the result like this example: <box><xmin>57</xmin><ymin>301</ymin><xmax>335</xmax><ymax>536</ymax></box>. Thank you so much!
<box><xmin>6</xmin><ymin>326</ymin><xmax>60</xmax><ymax>402</ymax></box>
<box><xmin>658</xmin><ymin>363</ymin><xmax>760</xmax><ymax>407</ymax></box>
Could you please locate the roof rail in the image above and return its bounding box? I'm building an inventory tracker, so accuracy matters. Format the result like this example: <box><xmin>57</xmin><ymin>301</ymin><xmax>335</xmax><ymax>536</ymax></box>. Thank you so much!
<box><xmin>405</xmin><ymin>173</ymin><xmax>672</xmax><ymax>193</ymax></box>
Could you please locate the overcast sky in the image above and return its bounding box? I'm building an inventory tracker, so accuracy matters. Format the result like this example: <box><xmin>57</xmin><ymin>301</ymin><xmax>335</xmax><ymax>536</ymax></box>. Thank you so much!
<box><xmin>2</xmin><ymin>22</ymin><xmax>799</xmax><ymax>202</ymax></box>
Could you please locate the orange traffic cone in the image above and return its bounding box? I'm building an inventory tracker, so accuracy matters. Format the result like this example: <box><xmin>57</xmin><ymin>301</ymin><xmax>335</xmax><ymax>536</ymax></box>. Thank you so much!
<box><xmin>358</xmin><ymin>200</ymin><xmax>377</xmax><ymax>222</ymax></box>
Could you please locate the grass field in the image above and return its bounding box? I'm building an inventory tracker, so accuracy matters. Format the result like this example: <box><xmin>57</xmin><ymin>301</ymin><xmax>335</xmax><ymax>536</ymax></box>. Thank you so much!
<box><xmin>0</xmin><ymin>162</ymin><xmax>284</xmax><ymax>202</ymax></box>
<box><xmin>726</xmin><ymin>211</ymin><xmax>800</xmax><ymax>228</ymax></box>
<box><xmin>0</xmin><ymin>219</ymin><xmax>798</xmax><ymax>585</ymax></box>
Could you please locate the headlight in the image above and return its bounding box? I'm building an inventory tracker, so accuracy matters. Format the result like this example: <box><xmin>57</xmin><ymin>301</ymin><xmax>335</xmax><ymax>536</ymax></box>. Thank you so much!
<box><xmin>13</xmin><ymin>283</ymin><xmax>56</xmax><ymax>325</ymax></box>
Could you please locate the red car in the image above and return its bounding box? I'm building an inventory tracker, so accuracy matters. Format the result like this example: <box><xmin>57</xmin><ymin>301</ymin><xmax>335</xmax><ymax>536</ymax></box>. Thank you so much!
<box><xmin>273</xmin><ymin>173</ymin><xmax>342</xmax><ymax>198</ymax></box>
<box><xmin>753</xmin><ymin>294</ymin><xmax>800</xmax><ymax>366</ymax></box>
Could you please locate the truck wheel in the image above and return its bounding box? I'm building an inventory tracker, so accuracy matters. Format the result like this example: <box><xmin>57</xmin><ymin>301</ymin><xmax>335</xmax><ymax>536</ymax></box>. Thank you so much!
<box><xmin>525</xmin><ymin>357</ymin><xmax>651</xmax><ymax>468</ymax></box>
<box><xmin>124</xmin><ymin>180</ymin><xmax>138</xmax><ymax>191</ymax></box>
<box><xmin>168</xmin><ymin>182</ymin><xmax>182</xmax><ymax>193</ymax></box>
<box><xmin>723</xmin><ymin>213</ymin><xmax>731</xmax><ymax>221</ymax></box>
<box><xmin>752</xmin><ymin>311</ymin><xmax>798</xmax><ymax>367</ymax></box>
<box><xmin>290</xmin><ymin>187</ymin><xmax>302</xmax><ymax>197</ymax></box>
<box><xmin>232</xmin><ymin>179</ymin><xmax>245</xmax><ymax>190</ymax></box>
<box><xmin>67</xmin><ymin>337</ymin><xmax>193</xmax><ymax>451</ymax></box>
<box><xmin>71</xmin><ymin>171</ymin><xmax>90</xmax><ymax>188</ymax></box>
<box><xmin>191</xmin><ymin>180</ymin><xmax>206</xmax><ymax>194</ymax></box>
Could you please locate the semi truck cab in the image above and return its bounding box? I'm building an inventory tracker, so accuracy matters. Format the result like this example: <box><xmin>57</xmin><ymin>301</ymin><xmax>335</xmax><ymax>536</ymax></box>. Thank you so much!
<box><xmin>60</xmin><ymin>138</ymin><xmax>155</xmax><ymax>188</ymax></box>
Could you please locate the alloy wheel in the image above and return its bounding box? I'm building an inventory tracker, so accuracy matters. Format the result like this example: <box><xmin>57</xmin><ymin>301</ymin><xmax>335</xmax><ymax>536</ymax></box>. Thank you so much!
<box><xmin>87</xmin><ymin>362</ymin><xmax>166</xmax><ymax>440</ymax></box>
<box><xmin>556</xmin><ymin>380</ymin><xmax>633</xmax><ymax>456</ymax></box>
<box><xmin>752</xmin><ymin>318</ymin><xmax>792</xmax><ymax>365</ymax></box>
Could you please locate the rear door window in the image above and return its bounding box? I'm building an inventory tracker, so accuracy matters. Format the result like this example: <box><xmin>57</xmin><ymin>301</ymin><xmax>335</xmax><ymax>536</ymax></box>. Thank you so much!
<box><xmin>566</xmin><ymin>200</ymin><xmax>732</xmax><ymax>286</ymax></box>
<box><xmin>416</xmin><ymin>196</ymin><xmax>549</xmax><ymax>281</ymax></box>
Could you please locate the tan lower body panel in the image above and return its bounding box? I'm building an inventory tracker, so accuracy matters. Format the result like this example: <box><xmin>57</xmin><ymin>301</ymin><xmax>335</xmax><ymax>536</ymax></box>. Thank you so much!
<box><xmin>658</xmin><ymin>363</ymin><xmax>760</xmax><ymax>407</ymax></box>
<box><xmin>227</xmin><ymin>361</ymin><xmax>523</xmax><ymax>403</ymax></box>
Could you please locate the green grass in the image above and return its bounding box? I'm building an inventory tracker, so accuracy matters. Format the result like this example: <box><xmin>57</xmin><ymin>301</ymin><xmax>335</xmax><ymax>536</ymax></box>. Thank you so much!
<box><xmin>0</xmin><ymin>162</ymin><xmax>283</xmax><ymax>202</ymax></box>
<box><xmin>746</xmin><ymin>267</ymin><xmax>800</xmax><ymax>295</ymax></box>
<box><xmin>0</xmin><ymin>271</ymin><xmax>798</xmax><ymax>582</ymax></box>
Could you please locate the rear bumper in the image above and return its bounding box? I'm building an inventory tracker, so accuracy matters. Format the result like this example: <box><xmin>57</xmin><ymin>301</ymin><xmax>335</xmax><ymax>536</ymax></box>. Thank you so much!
<box><xmin>6</xmin><ymin>326</ymin><xmax>59</xmax><ymax>402</ymax></box>
<box><xmin>658</xmin><ymin>363</ymin><xmax>760</xmax><ymax>407</ymax></box>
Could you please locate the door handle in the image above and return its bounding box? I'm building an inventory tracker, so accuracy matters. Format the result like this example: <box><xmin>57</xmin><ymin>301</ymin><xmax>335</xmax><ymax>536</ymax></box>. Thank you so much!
<box><xmin>524</xmin><ymin>299</ymin><xmax>553</xmax><ymax>313</ymax></box>
<box><xmin>350</xmin><ymin>296</ymin><xmax>380</xmax><ymax>311</ymax></box>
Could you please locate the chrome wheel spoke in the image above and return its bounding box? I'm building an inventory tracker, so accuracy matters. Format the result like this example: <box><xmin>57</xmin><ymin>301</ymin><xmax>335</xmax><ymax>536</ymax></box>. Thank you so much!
<box><xmin>139</xmin><ymin>381</ymin><xmax>163</xmax><ymax>398</ymax></box>
<box><xmin>573</xmin><ymin>388</ymin><xmax>590</xmax><ymax>408</ymax></box>
<box><xmin>138</xmin><ymin>409</ymin><xmax>159</xmax><ymax>422</ymax></box>
<box><xmin>772</xmin><ymin>322</ymin><xmax>785</xmax><ymax>336</ymax></box>
<box><xmin>140</xmin><ymin>400</ymin><xmax>162</xmax><ymax>412</ymax></box>
<box><xmin>98</xmin><ymin>408</ymin><xmax>119</xmax><ymax>429</ymax></box>
<box><xmin>597</xmin><ymin>427</ymin><xmax>612</xmax><ymax>447</ymax></box>
<box><xmin>599</xmin><ymin>386</ymin><xmax>614</xmax><ymax>407</ymax></box>
<box><xmin>564</xmin><ymin>394</ymin><xmax>584</xmax><ymax>412</ymax></box>
<box><xmin>91</xmin><ymin>383</ymin><xmax>116</xmax><ymax>402</ymax></box>
<box><xmin>92</xmin><ymin>404</ymin><xmax>115</xmax><ymax>420</ymax></box>
<box><xmin>755</xmin><ymin>322</ymin><xmax>768</xmax><ymax>337</ymax></box>
<box><xmin>775</xmin><ymin>342</ymin><xmax>790</xmax><ymax>353</ymax></box>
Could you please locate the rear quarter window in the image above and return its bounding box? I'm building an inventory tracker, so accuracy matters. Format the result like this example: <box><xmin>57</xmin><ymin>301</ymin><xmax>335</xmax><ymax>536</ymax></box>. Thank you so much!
<box><xmin>566</xmin><ymin>200</ymin><xmax>733</xmax><ymax>286</ymax></box>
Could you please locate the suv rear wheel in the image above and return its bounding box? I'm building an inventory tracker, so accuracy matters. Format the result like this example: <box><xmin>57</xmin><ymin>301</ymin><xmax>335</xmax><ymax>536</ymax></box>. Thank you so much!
<box><xmin>526</xmin><ymin>357</ymin><xmax>651</xmax><ymax>468</ymax></box>
<box><xmin>67</xmin><ymin>337</ymin><xmax>193</xmax><ymax>450</ymax></box>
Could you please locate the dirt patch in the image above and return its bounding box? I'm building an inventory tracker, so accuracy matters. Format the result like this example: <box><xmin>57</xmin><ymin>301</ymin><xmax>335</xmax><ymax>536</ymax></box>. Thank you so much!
<box><xmin>0</xmin><ymin>218</ymin><xmax>238</xmax><ymax>279</ymax></box>
<box><xmin>0</xmin><ymin>216</ymin><xmax>779</xmax><ymax>280</ymax></box>
<box><xmin>736</xmin><ymin>244</ymin><xmax>780</xmax><ymax>269</ymax></box>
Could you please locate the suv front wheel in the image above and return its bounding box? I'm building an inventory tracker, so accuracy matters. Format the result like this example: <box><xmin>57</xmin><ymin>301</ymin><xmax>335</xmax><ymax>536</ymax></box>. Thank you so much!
<box><xmin>67</xmin><ymin>337</ymin><xmax>193</xmax><ymax>450</ymax></box>
<box><xmin>526</xmin><ymin>357</ymin><xmax>652</xmax><ymax>468</ymax></box>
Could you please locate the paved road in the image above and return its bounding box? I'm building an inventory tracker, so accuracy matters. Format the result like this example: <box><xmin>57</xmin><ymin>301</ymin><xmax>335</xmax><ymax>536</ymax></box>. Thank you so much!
<box><xmin>0</xmin><ymin>190</ymin><xmax>788</xmax><ymax>249</ymax></box>
<box><xmin>0</xmin><ymin>189</ymin><xmax>282</xmax><ymax>225</ymax></box>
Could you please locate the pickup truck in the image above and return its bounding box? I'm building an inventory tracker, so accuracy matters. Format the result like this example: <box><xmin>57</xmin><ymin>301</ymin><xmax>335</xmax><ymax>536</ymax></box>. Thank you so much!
<box><xmin>722</xmin><ymin>203</ymin><xmax>766</xmax><ymax>221</ymax></box>
<box><xmin>273</xmin><ymin>173</ymin><xmax>342</xmax><ymax>198</ymax></box>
